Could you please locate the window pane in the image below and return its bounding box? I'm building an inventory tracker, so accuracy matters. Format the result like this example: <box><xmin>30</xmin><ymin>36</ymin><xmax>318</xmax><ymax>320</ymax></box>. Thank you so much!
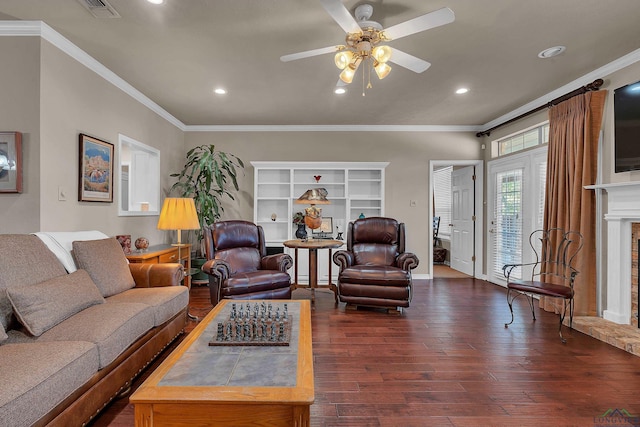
<box><xmin>523</xmin><ymin>129</ymin><xmax>538</xmax><ymax>148</ymax></box>
<box><xmin>492</xmin><ymin>169</ymin><xmax>523</xmax><ymax>279</ymax></box>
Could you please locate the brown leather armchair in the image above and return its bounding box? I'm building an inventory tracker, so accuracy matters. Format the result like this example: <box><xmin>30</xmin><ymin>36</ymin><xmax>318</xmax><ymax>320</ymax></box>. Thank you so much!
<box><xmin>333</xmin><ymin>217</ymin><xmax>419</xmax><ymax>311</ymax></box>
<box><xmin>202</xmin><ymin>220</ymin><xmax>293</xmax><ymax>306</ymax></box>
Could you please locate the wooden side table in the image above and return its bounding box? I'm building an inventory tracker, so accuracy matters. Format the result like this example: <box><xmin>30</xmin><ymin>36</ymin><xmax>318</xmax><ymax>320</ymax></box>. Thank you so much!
<box><xmin>283</xmin><ymin>239</ymin><xmax>343</xmax><ymax>303</ymax></box>
<box><xmin>126</xmin><ymin>244</ymin><xmax>192</xmax><ymax>289</ymax></box>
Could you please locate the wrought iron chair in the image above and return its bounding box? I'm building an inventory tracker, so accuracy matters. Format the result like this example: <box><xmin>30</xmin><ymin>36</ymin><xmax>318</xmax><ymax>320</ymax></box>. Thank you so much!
<box><xmin>503</xmin><ymin>228</ymin><xmax>583</xmax><ymax>343</ymax></box>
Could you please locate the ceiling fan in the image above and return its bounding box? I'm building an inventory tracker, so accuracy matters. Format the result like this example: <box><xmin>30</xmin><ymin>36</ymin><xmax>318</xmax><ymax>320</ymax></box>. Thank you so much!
<box><xmin>280</xmin><ymin>0</ymin><xmax>455</xmax><ymax>91</ymax></box>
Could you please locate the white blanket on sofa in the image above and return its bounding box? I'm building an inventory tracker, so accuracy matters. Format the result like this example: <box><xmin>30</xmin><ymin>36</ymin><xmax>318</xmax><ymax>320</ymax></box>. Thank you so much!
<box><xmin>33</xmin><ymin>231</ymin><xmax>109</xmax><ymax>273</ymax></box>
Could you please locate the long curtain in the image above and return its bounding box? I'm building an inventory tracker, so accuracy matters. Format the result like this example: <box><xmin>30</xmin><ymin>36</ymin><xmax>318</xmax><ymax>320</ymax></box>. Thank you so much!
<box><xmin>542</xmin><ymin>90</ymin><xmax>607</xmax><ymax>317</ymax></box>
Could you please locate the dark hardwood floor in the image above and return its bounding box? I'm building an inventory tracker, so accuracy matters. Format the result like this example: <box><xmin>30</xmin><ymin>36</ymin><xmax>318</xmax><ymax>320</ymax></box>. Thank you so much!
<box><xmin>91</xmin><ymin>278</ymin><xmax>640</xmax><ymax>426</ymax></box>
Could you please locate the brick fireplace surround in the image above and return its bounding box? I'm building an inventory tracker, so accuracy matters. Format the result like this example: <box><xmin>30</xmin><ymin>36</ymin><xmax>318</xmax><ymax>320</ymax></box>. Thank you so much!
<box><xmin>574</xmin><ymin>182</ymin><xmax>640</xmax><ymax>356</ymax></box>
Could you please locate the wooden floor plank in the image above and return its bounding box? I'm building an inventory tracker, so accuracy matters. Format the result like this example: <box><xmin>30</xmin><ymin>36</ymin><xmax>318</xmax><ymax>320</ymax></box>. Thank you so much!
<box><xmin>91</xmin><ymin>278</ymin><xmax>640</xmax><ymax>426</ymax></box>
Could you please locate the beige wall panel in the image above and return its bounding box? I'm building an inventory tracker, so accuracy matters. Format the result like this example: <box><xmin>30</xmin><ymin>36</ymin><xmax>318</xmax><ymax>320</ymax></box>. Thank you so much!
<box><xmin>0</xmin><ymin>37</ymin><xmax>41</xmax><ymax>233</ymax></box>
<box><xmin>38</xmin><ymin>40</ymin><xmax>184</xmax><ymax>244</ymax></box>
<box><xmin>184</xmin><ymin>131</ymin><xmax>481</xmax><ymax>274</ymax></box>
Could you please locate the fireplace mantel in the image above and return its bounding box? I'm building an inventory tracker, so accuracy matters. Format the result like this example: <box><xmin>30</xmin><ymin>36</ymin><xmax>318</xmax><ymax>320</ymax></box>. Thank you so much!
<box><xmin>586</xmin><ymin>181</ymin><xmax>640</xmax><ymax>324</ymax></box>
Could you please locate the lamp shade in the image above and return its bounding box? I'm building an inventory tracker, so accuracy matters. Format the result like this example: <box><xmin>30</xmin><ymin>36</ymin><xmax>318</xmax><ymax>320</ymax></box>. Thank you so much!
<box><xmin>294</xmin><ymin>188</ymin><xmax>331</xmax><ymax>205</ymax></box>
<box><xmin>157</xmin><ymin>197</ymin><xmax>200</xmax><ymax>231</ymax></box>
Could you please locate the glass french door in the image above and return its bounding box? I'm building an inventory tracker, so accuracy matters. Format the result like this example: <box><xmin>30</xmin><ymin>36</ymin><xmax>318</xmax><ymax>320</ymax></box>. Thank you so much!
<box><xmin>487</xmin><ymin>147</ymin><xmax>547</xmax><ymax>286</ymax></box>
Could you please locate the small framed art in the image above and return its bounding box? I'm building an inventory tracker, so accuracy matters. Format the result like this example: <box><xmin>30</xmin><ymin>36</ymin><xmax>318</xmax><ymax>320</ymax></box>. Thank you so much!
<box><xmin>78</xmin><ymin>133</ymin><xmax>114</xmax><ymax>202</ymax></box>
<box><xmin>0</xmin><ymin>131</ymin><xmax>23</xmax><ymax>193</ymax></box>
<box><xmin>312</xmin><ymin>216</ymin><xmax>333</xmax><ymax>238</ymax></box>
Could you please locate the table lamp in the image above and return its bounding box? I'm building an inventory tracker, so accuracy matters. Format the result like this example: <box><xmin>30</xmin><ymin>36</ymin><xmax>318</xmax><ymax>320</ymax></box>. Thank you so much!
<box><xmin>157</xmin><ymin>197</ymin><xmax>201</xmax><ymax>248</ymax></box>
<box><xmin>295</xmin><ymin>188</ymin><xmax>330</xmax><ymax>238</ymax></box>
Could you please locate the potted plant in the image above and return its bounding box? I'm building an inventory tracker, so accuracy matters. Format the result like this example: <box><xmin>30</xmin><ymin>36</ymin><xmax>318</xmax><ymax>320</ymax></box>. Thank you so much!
<box><xmin>170</xmin><ymin>145</ymin><xmax>244</xmax><ymax>280</ymax></box>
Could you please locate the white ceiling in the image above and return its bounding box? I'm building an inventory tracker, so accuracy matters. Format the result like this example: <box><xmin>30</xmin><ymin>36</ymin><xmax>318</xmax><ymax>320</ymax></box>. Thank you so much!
<box><xmin>1</xmin><ymin>0</ymin><xmax>640</xmax><ymax>128</ymax></box>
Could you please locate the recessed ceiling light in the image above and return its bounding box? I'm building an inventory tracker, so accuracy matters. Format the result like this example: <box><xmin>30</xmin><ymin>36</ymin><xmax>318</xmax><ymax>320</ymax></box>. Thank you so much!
<box><xmin>214</xmin><ymin>88</ymin><xmax>227</xmax><ymax>95</ymax></box>
<box><xmin>538</xmin><ymin>46</ymin><xmax>566</xmax><ymax>59</ymax></box>
<box><xmin>334</xmin><ymin>87</ymin><xmax>346</xmax><ymax>95</ymax></box>
<box><xmin>455</xmin><ymin>88</ymin><xmax>469</xmax><ymax>94</ymax></box>
<box><xmin>147</xmin><ymin>0</ymin><xmax>164</xmax><ymax>4</ymax></box>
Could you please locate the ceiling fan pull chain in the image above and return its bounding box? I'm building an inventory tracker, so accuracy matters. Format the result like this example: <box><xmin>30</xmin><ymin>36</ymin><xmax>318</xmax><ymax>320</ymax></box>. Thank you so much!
<box><xmin>362</xmin><ymin>62</ymin><xmax>366</xmax><ymax>96</ymax></box>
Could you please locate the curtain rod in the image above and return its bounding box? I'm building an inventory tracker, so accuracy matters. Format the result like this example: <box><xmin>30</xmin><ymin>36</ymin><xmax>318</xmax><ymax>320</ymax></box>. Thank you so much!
<box><xmin>476</xmin><ymin>78</ymin><xmax>604</xmax><ymax>138</ymax></box>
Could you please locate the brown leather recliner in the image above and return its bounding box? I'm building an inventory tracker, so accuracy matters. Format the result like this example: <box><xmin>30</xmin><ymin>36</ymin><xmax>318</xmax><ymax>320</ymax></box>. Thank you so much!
<box><xmin>333</xmin><ymin>217</ymin><xmax>419</xmax><ymax>311</ymax></box>
<box><xmin>202</xmin><ymin>220</ymin><xmax>293</xmax><ymax>306</ymax></box>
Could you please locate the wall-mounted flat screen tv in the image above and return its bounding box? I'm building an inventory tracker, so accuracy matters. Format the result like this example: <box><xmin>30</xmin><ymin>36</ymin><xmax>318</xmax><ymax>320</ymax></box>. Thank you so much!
<box><xmin>614</xmin><ymin>80</ymin><xmax>640</xmax><ymax>173</ymax></box>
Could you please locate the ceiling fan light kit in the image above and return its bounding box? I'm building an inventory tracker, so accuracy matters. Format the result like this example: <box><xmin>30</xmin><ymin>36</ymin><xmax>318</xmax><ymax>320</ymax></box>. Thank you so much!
<box><xmin>281</xmin><ymin>0</ymin><xmax>455</xmax><ymax>93</ymax></box>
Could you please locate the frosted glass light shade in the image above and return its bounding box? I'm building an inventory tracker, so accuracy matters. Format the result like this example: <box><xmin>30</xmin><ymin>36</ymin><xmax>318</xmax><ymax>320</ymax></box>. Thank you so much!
<box><xmin>340</xmin><ymin>65</ymin><xmax>356</xmax><ymax>84</ymax></box>
<box><xmin>334</xmin><ymin>51</ymin><xmax>354</xmax><ymax>70</ymax></box>
<box><xmin>372</xmin><ymin>45</ymin><xmax>392</xmax><ymax>63</ymax></box>
<box><xmin>374</xmin><ymin>62</ymin><xmax>392</xmax><ymax>79</ymax></box>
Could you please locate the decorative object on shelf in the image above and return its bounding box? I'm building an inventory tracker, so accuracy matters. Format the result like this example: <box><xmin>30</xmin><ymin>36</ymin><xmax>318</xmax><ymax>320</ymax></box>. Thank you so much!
<box><xmin>0</xmin><ymin>131</ymin><xmax>22</xmax><ymax>193</ymax></box>
<box><xmin>116</xmin><ymin>234</ymin><xmax>132</xmax><ymax>254</ymax></box>
<box><xmin>271</xmin><ymin>213</ymin><xmax>277</xmax><ymax>221</ymax></box>
<box><xmin>336</xmin><ymin>224</ymin><xmax>344</xmax><ymax>240</ymax></box>
<box><xmin>293</xmin><ymin>211</ymin><xmax>307</xmax><ymax>240</ymax></box>
<box><xmin>359</xmin><ymin>213</ymin><xmax>365</xmax><ymax>219</ymax></box>
<box><xmin>169</xmin><ymin>144</ymin><xmax>244</xmax><ymax>255</ymax></box>
<box><xmin>314</xmin><ymin>175</ymin><xmax>321</xmax><ymax>183</ymax></box>
<box><xmin>135</xmin><ymin>237</ymin><xmax>149</xmax><ymax>252</ymax></box>
<box><xmin>295</xmin><ymin>223</ymin><xmax>307</xmax><ymax>240</ymax></box>
<box><xmin>78</xmin><ymin>133</ymin><xmax>114</xmax><ymax>203</ymax></box>
<box><xmin>312</xmin><ymin>217</ymin><xmax>333</xmax><ymax>239</ymax></box>
<box><xmin>295</xmin><ymin>188</ymin><xmax>330</xmax><ymax>236</ymax></box>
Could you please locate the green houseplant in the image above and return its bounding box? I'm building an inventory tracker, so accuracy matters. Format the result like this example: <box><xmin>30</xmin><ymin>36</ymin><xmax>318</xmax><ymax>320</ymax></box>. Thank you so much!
<box><xmin>170</xmin><ymin>144</ymin><xmax>244</xmax><ymax>259</ymax></box>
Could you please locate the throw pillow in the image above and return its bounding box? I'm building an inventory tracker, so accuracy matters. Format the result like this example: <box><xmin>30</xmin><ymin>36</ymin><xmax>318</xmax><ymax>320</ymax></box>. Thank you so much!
<box><xmin>72</xmin><ymin>238</ymin><xmax>136</xmax><ymax>297</ymax></box>
<box><xmin>6</xmin><ymin>269</ymin><xmax>105</xmax><ymax>336</ymax></box>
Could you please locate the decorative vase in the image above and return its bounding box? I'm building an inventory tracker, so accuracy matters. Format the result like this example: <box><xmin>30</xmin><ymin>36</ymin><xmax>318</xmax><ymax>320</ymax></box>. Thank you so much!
<box><xmin>295</xmin><ymin>223</ymin><xmax>307</xmax><ymax>239</ymax></box>
<box><xmin>135</xmin><ymin>237</ymin><xmax>149</xmax><ymax>251</ymax></box>
<box><xmin>116</xmin><ymin>234</ymin><xmax>132</xmax><ymax>254</ymax></box>
<box><xmin>359</xmin><ymin>213</ymin><xmax>365</xmax><ymax>219</ymax></box>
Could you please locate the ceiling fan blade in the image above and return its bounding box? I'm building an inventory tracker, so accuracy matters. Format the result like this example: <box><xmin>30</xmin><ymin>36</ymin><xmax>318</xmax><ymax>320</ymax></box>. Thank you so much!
<box><xmin>280</xmin><ymin>45</ymin><xmax>341</xmax><ymax>62</ymax></box>
<box><xmin>383</xmin><ymin>7</ymin><xmax>454</xmax><ymax>40</ymax></box>
<box><xmin>388</xmin><ymin>49</ymin><xmax>431</xmax><ymax>73</ymax></box>
<box><xmin>320</xmin><ymin>0</ymin><xmax>362</xmax><ymax>34</ymax></box>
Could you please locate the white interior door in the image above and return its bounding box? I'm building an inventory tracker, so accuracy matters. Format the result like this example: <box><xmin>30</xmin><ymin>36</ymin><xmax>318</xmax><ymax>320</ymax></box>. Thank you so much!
<box><xmin>450</xmin><ymin>166</ymin><xmax>475</xmax><ymax>276</ymax></box>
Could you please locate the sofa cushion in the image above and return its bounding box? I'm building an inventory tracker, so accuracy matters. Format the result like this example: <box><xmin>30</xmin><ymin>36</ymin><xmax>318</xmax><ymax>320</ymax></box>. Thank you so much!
<box><xmin>6</xmin><ymin>270</ymin><xmax>105</xmax><ymax>336</ymax></box>
<box><xmin>72</xmin><ymin>238</ymin><xmax>135</xmax><ymax>297</ymax></box>
<box><xmin>0</xmin><ymin>341</ymin><xmax>99</xmax><ymax>427</ymax></box>
<box><xmin>38</xmin><ymin>302</ymin><xmax>155</xmax><ymax>368</ymax></box>
<box><xmin>0</xmin><ymin>235</ymin><xmax>67</xmax><ymax>331</ymax></box>
<box><xmin>0</xmin><ymin>323</ymin><xmax>7</xmax><ymax>342</ymax></box>
<box><xmin>107</xmin><ymin>286</ymin><xmax>189</xmax><ymax>326</ymax></box>
<box><xmin>34</xmin><ymin>230</ymin><xmax>109</xmax><ymax>273</ymax></box>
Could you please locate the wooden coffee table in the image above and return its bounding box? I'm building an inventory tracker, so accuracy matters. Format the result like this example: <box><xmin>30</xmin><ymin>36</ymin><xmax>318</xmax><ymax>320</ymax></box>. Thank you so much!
<box><xmin>130</xmin><ymin>299</ymin><xmax>314</xmax><ymax>426</ymax></box>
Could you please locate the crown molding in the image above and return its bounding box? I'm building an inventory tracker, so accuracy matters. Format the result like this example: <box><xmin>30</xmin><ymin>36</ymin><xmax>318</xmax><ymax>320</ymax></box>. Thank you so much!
<box><xmin>480</xmin><ymin>47</ymin><xmax>640</xmax><ymax>133</ymax></box>
<box><xmin>184</xmin><ymin>124</ymin><xmax>482</xmax><ymax>132</ymax></box>
<box><xmin>0</xmin><ymin>20</ymin><xmax>186</xmax><ymax>131</ymax></box>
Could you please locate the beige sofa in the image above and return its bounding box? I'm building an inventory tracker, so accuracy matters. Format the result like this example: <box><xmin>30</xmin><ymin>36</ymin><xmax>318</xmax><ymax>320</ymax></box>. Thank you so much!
<box><xmin>0</xmin><ymin>232</ymin><xmax>189</xmax><ymax>427</ymax></box>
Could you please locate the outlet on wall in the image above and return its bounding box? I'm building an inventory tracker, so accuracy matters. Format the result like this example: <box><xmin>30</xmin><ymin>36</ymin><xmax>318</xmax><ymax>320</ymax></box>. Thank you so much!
<box><xmin>410</xmin><ymin>200</ymin><xmax>417</xmax><ymax>207</ymax></box>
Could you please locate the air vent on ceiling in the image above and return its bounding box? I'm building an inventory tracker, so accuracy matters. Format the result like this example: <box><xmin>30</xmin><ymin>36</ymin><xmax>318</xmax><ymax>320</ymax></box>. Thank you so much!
<box><xmin>77</xmin><ymin>0</ymin><xmax>121</xmax><ymax>18</ymax></box>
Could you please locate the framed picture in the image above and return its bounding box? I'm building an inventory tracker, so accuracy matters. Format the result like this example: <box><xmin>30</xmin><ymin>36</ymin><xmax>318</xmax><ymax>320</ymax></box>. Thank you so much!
<box><xmin>312</xmin><ymin>216</ymin><xmax>333</xmax><ymax>237</ymax></box>
<box><xmin>78</xmin><ymin>133</ymin><xmax>114</xmax><ymax>202</ymax></box>
<box><xmin>0</xmin><ymin>132</ymin><xmax>22</xmax><ymax>193</ymax></box>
